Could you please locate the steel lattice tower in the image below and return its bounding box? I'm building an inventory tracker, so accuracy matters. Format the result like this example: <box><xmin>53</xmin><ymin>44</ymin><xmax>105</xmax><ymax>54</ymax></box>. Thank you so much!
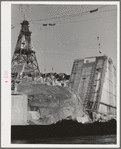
<box><xmin>11</xmin><ymin>20</ymin><xmax>40</xmax><ymax>80</ymax></box>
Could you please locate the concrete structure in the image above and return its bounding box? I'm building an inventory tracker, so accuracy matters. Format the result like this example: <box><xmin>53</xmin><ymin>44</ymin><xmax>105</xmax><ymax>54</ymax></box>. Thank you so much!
<box><xmin>11</xmin><ymin>55</ymin><xmax>116</xmax><ymax>125</ymax></box>
<box><xmin>11</xmin><ymin>94</ymin><xmax>28</xmax><ymax>125</ymax></box>
<box><xmin>69</xmin><ymin>55</ymin><xmax>116</xmax><ymax>118</ymax></box>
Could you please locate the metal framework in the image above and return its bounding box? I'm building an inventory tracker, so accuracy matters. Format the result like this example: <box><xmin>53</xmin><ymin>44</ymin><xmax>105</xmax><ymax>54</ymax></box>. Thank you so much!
<box><xmin>11</xmin><ymin>20</ymin><xmax>40</xmax><ymax>80</ymax></box>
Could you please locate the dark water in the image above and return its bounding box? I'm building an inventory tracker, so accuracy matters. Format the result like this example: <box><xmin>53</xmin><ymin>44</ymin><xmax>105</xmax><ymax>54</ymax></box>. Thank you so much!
<box><xmin>12</xmin><ymin>134</ymin><xmax>116</xmax><ymax>144</ymax></box>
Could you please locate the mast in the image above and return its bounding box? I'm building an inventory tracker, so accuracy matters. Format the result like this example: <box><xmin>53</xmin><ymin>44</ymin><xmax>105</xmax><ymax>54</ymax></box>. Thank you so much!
<box><xmin>11</xmin><ymin>20</ymin><xmax>41</xmax><ymax>82</ymax></box>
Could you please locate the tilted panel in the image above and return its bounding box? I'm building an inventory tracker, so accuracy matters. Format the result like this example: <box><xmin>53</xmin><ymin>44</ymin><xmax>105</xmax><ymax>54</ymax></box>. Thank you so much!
<box><xmin>98</xmin><ymin>57</ymin><xmax>116</xmax><ymax>115</ymax></box>
<box><xmin>70</xmin><ymin>56</ymin><xmax>116</xmax><ymax>116</ymax></box>
<box><xmin>72</xmin><ymin>61</ymin><xmax>84</xmax><ymax>92</ymax></box>
<box><xmin>90</xmin><ymin>58</ymin><xmax>104</xmax><ymax>112</ymax></box>
<box><xmin>77</xmin><ymin>61</ymin><xmax>97</xmax><ymax>111</ymax></box>
<box><xmin>69</xmin><ymin>59</ymin><xmax>84</xmax><ymax>92</ymax></box>
<box><xmin>69</xmin><ymin>60</ymin><xmax>78</xmax><ymax>89</ymax></box>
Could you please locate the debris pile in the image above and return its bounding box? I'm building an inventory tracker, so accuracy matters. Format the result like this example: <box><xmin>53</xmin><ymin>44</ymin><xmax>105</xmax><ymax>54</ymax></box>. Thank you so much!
<box><xmin>17</xmin><ymin>82</ymin><xmax>90</xmax><ymax>125</ymax></box>
<box><xmin>34</xmin><ymin>73</ymin><xmax>70</xmax><ymax>87</ymax></box>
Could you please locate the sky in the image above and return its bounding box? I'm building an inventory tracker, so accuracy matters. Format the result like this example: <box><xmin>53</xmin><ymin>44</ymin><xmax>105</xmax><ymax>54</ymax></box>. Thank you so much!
<box><xmin>11</xmin><ymin>4</ymin><xmax>117</xmax><ymax>74</ymax></box>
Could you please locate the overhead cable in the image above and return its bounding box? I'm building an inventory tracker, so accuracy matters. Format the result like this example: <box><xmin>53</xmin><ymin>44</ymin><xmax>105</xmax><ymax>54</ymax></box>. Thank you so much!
<box><xmin>11</xmin><ymin>23</ymin><xmax>20</xmax><ymax>29</ymax></box>
<box><xmin>31</xmin><ymin>8</ymin><xmax>116</xmax><ymax>23</ymax></box>
<box><xmin>30</xmin><ymin>5</ymin><xmax>108</xmax><ymax>22</ymax></box>
<box><xmin>12</xmin><ymin>17</ymin><xmax>22</xmax><ymax>21</ymax></box>
<box><xmin>31</xmin><ymin>14</ymin><xmax>117</xmax><ymax>27</ymax></box>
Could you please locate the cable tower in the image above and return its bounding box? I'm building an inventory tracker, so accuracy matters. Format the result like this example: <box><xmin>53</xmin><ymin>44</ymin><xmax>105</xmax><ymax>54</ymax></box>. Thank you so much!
<box><xmin>11</xmin><ymin>20</ymin><xmax>41</xmax><ymax>83</ymax></box>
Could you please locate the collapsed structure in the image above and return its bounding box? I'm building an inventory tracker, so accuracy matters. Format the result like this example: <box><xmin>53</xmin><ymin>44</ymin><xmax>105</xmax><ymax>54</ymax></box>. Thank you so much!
<box><xmin>11</xmin><ymin>20</ymin><xmax>117</xmax><ymax>126</ymax></box>
<box><xmin>69</xmin><ymin>56</ymin><xmax>117</xmax><ymax>121</ymax></box>
<box><xmin>12</xmin><ymin>83</ymin><xmax>89</xmax><ymax>125</ymax></box>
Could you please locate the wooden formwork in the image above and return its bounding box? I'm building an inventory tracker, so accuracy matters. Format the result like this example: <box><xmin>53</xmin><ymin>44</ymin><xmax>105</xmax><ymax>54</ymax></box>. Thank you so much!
<box><xmin>69</xmin><ymin>56</ymin><xmax>116</xmax><ymax>116</ymax></box>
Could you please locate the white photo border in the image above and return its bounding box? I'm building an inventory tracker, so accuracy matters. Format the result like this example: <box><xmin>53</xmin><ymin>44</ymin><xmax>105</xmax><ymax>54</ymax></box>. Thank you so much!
<box><xmin>1</xmin><ymin>1</ymin><xmax>120</xmax><ymax>148</ymax></box>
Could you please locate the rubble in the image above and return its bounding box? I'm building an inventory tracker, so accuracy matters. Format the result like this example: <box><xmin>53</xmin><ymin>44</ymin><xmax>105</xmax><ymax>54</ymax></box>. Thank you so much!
<box><xmin>17</xmin><ymin>81</ymin><xmax>90</xmax><ymax>125</ymax></box>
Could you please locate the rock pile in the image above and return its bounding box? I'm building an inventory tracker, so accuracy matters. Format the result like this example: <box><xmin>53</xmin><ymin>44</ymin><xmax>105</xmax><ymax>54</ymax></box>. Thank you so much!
<box><xmin>17</xmin><ymin>82</ymin><xmax>90</xmax><ymax>125</ymax></box>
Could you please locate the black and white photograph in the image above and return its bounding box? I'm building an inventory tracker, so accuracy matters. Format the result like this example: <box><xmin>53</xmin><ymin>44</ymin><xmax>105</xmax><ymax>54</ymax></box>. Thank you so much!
<box><xmin>1</xmin><ymin>1</ymin><xmax>120</xmax><ymax>147</ymax></box>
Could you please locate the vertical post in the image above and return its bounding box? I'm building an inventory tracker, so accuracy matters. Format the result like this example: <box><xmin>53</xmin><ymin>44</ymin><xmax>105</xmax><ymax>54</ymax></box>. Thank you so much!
<box><xmin>81</xmin><ymin>77</ymin><xmax>86</xmax><ymax>100</ymax></box>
